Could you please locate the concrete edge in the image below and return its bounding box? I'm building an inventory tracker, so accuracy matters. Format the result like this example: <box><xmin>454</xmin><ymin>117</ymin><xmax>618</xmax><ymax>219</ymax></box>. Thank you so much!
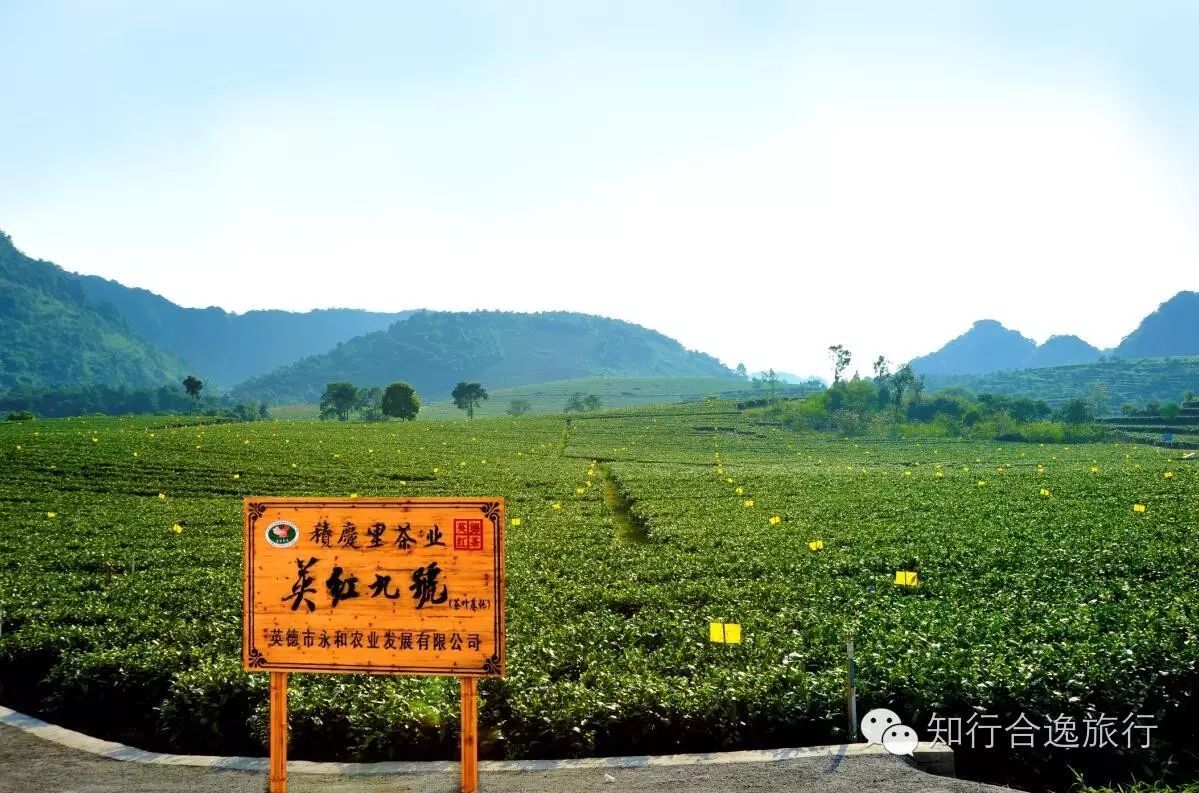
<box><xmin>0</xmin><ymin>705</ymin><xmax>953</xmax><ymax>777</ymax></box>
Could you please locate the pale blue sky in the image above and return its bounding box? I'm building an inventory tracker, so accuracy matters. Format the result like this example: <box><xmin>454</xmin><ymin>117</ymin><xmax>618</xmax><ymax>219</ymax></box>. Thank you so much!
<box><xmin>3</xmin><ymin>2</ymin><xmax>1198</xmax><ymax>378</ymax></box>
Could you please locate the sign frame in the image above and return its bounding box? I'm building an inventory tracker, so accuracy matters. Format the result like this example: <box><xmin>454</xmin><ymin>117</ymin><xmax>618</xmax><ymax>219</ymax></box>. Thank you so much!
<box><xmin>243</xmin><ymin>497</ymin><xmax>505</xmax><ymax>677</ymax></box>
<box><xmin>242</xmin><ymin>496</ymin><xmax>505</xmax><ymax>793</ymax></box>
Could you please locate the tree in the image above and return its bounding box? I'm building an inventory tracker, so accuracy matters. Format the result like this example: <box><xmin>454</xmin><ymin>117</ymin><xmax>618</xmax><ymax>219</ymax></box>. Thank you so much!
<box><xmin>451</xmin><ymin>381</ymin><xmax>488</xmax><ymax>419</ymax></box>
<box><xmin>1059</xmin><ymin>398</ymin><xmax>1094</xmax><ymax>424</ymax></box>
<box><xmin>382</xmin><ymin>382</ymin><xmax>421</xmax><ymax>421</ymax></box>
<box><xmin>182</xmin><ymin>376</ymin><xmax>203</xmax><ymax>410</ymax></box>
<box><xmin>258</xmin><ymin>402</ymin><xmax>270</xmax><ymax>421</ymax></box>
<box><xmin>564</xmin><ymin>393</ymin><xmax>586</xmax><ymax>412</ymax></box>
<box><xmin>828</xmin><ymin>345</ymin><xmax>852</xmax><ymax>384</ymax></box>
<box><xmin>891</xmin><ymin>364</ymin><xmax>915</xmax><ymax>409</ymax></box>
<box><xmin>319</xmin><ymin>382</ymin><xmax>359</xmax><ymax>421</ymax></box>
<box><xmin>1090</xmin><ymin>383</ymin><xmax>1109</xmax><ymax>418</ymax></box>
<box><xmin>734</xmin><ymin>362</ymin><xmax>748</xmax><ymax>379</ymax></box>
<box><xmin>357</xmin><ymin>386</ymin><xmax>385</xmax><ymax>421</ymax></box>
<box><xmin>871</xmin><ymin>356</ymin><xmax>891</xmax><ymax>383</ymax></box>
<box><xmin>507</xmin><ymin>399</ymin><xmax>532</xmax><ymax>417</ymax></box>
<box><xmin>1160</xmin><ymin>401</ymin><xmax>1182</xmax><ymax>419</ymax></box>
<box><xmin>911</xmin><ymin>374</ymin><xmax>926</xmax><ymax>404</ymax></box>
<box><xmin>583</xmin><ymin>394</ymin><xmax>602</xmax><ymax>411</ymax></box>
<box><xmin>762</xmin><ymin>369</ymin><xmax>780</xmax><ymax>404</ymax></box>
<box><xmin>872</xmin><ymin>355</ymin><xmax>892</xmax><ymax>409</ymax></box>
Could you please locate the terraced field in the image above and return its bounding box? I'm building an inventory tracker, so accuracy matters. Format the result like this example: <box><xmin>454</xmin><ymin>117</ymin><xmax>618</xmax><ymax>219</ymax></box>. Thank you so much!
<box><xmin>1101</xmin><ymin>401</ymin><xmax>1199</xmax><ymax>449</ymax></box>
<box><xmin>0</xmin><ymin>404</ymin><xmax>1196</xmax><ymax>788</ymax></box>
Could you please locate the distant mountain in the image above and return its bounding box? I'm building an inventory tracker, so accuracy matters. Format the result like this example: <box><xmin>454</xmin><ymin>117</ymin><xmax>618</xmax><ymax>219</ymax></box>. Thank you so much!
<box><xmin>1029</xmin><ymin>334</ymin><xmax>1103</xmax><ymax>368</ymax></box>
<box><xmin>232</xmin><ymin>310</ymin><xmax>736</xmax><ymax>404</ymax></box>
<box><xmin>78</xmin><ymin>276</ymin><xmax>410</xmax><ymax>387</ymax></box>
<box><xmin>910</xmin><ymin>320</ymin><xmax>1038</xmax><ymax>375</ymax></box>
<box><xmin>1114</xmin><ymin>291</ymin><xmax>1199</xmax><ymax>359</ymax></box>
<box><xmin>0</xmin><ymin>232</ymin><xmax>183</xmax><ymax>390</ymax></box>
<box><xmin>910</xmin><ymin>320</ymin><xmax>1101</xmax><ymax>376</ymax></box>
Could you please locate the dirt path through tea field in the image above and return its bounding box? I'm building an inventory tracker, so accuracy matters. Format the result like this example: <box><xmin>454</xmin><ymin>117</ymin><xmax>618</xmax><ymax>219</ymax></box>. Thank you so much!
<box><xmin>0</xmin><ymin>722</ymin><xmax>1016</xmax><ymax>793</ymax></box>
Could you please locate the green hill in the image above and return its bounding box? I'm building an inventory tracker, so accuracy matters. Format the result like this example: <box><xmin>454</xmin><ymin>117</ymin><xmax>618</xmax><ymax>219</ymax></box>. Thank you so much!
<box><xmin>925</xmin><ymin>355</ymin><xmax>1199</xmax><ymax>408</ymax></box>
<box><xmin>0</xmin><ymin>232</ymin><xmax>183</xmax><ymax>390</ymax></box>
<box><xmin>78</xmin><ymin>275</ymin><xmax>410</xmax><ymax>387</ymax></box>
<box><xmin>231</xmin><ymin>310</ymin><xmax>736</xmax><ymax>405</ymax></box>
<box><xmin>415</xmin><ymin>375</ymin><xmax>810</xmax><ymax>418</ymax></box>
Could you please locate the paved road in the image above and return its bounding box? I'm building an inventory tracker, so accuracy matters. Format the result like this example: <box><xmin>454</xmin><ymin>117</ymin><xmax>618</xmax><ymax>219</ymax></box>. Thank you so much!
<box><xmin>0</xmin><ymin>723</ymin><xmax>1018</xmax><ymax>793</ymax></box>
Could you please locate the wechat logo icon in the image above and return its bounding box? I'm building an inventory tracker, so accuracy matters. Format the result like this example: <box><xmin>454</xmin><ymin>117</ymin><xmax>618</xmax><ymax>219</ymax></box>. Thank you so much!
<box><xmin>861</xmin><ymin>708</ymin><xmax>919</xmax><ymax>756</ymax></box>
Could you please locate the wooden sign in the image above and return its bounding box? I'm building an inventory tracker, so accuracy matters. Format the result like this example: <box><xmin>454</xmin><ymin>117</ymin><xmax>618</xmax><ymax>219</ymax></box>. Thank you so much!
<box><xmin>244</xmin><ymin>497</ymin><xmax>504</xmax><ymax>676</ymax></box>
<box><xmin>243</xmin><ymin>497</ymin><xmax>505</xmax><ymax>793</ymax></box>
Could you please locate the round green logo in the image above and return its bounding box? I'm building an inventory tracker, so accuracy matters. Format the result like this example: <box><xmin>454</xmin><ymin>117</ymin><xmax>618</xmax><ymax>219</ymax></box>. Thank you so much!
<box><xmin>265</xmin><ymin>520</ymin><xmax>299</xmax><ymax>549</ymax></box>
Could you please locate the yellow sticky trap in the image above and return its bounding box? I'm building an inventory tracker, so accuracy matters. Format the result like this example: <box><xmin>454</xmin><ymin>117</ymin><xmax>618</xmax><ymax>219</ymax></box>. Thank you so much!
<box><xmin>1040</xmin><ymin>488</ymin><xmax>1050</xmax><ymax>497</ymax></box>
<box><xmin>809</xmin><ymin>540</ymin><xmax>824</xmax><ymax>551</ymax></box>
<box><xmin>895</xmin><ymin>571</ymin><xmax>919</xmax><ymax>587</ymax></box>
<box><xmin>1133</xmin><ymin>504</ymin><xmax>1146</xmax><ymax>513</ymax></box>
<box><xmin>709</xmin><ymin>622</ymin><xmax>723</xmax><ymax>642</ymax></box>
<box><xmin>769</xmin><ymin>515</ymin><xmax>781</xmax><ymax>525</ymax></box>
<box><xmin>709</xmin><ymin>622</ymin><xmax>742</xmax><ymax>643</ymax></box>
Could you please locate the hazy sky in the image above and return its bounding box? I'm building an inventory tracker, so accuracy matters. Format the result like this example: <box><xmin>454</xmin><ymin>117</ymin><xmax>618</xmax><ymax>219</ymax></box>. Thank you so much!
<box><xmin>3</xmin><ymin>2</ymin><xmax>1198</xmax><ymax>378</ymax></box>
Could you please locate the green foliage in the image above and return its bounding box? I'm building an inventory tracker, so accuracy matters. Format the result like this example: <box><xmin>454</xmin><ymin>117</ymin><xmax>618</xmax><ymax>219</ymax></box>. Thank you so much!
<box><xmin>772</xmin><ymin>378</ymin><xmax>1087</xmax><ymax>443</ymax></box>
<box><xmin>0</xmin><ymin>384</ymin><xmax>220</xmax><ymax>418</ymax></box>
<box><xmin>182</xmin><ymin>375</ymin><xmax>203</xmax><ymax>404</ymax></box>
<box><xmin>1058</xmin><ymin>398</ymin><xmax>1095</xmax><ymax>425</ymax></box>
<box><xmin>356</xmin><ymin>386</ymin><xmax>385</xmax><ymax>422</ymax></box>
<box><xmin>827</xmin><ymin>345</ymin><xmax>852</xmax><ymax>384</ymax></box>
<box><xmin>564</xmin><ymin>393</ymin><xmax>603</xmax><ymax>413</ymax></box>
<box><xmin>228</xmin><ymin>402</ymin><xmax>270</xmax><ymax>423</ymax></box>
<box><xmin>451</xmin><ymin>381</ymin><xmax>488</xmax><ymax>419</ymax></box>
<box><xmin>506</xmin><ymin>399</ymin><xmax>532</xmax><ymax>417</ymax></box>
<box><xmin>319</xmin><ymin>382</ymin><xmax>358</xmax><ymax>421</ymax></box>
<box><xmin>5</xmin><ymin>410</ymin><xmax>34</xmax><ymax>421</ymax></box>
<box><xmin>381</xmin><ymin>382</ymin><xmax>420</xmax><ymax>421</ymax></box>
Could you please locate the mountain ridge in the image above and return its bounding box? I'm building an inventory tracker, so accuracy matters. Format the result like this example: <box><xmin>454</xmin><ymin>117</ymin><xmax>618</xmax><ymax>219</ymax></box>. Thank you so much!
<box><xmin>77</xmin><ymin>273</ymin><xmax>412</xmax><ymax>387</ymax></box>
<box><xmin>907</xmin><ymin>291</ymin><xmax>1199</xmax><ymax>378</ymax></box>
<box><xmin>231</xmin><ymin>308</ymin><xmax>736</xmax><ymax>404</ymax></box>
<box><xmin>0</xmin><ymin>232</ymin><xmax>185</xmax><ymax>390</ymax></box>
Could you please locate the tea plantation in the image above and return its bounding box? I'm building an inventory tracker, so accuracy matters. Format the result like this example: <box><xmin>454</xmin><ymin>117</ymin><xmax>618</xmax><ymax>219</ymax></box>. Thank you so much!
<box><xmin>0</xmin><ymin>404</ymin><xmax>1196</xmax><ymax>787</ymax></box>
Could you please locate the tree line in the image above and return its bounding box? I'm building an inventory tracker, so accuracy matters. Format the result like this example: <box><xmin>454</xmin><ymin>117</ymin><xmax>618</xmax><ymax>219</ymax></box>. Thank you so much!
<box><xmin>1</xmin><ymin>376</ymin><xmax>269</xmax><ymax>421</ymax></box>
<box><xmin>318</xmin><ymin>380</ymin><xmax>490</xmax><ymax>421</ymax></box>
<box><xmin>746</xmin><ymin>345</ymin><xmax>1109</xmax><ymax>442</ymax></box>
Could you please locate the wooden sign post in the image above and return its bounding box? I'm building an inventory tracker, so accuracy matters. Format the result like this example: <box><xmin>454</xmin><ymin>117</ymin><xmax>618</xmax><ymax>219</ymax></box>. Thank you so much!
<box><xmin>243</xmin><ymin>498</ymin><xmax>505</xmax><ymax>793</ymax></box>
